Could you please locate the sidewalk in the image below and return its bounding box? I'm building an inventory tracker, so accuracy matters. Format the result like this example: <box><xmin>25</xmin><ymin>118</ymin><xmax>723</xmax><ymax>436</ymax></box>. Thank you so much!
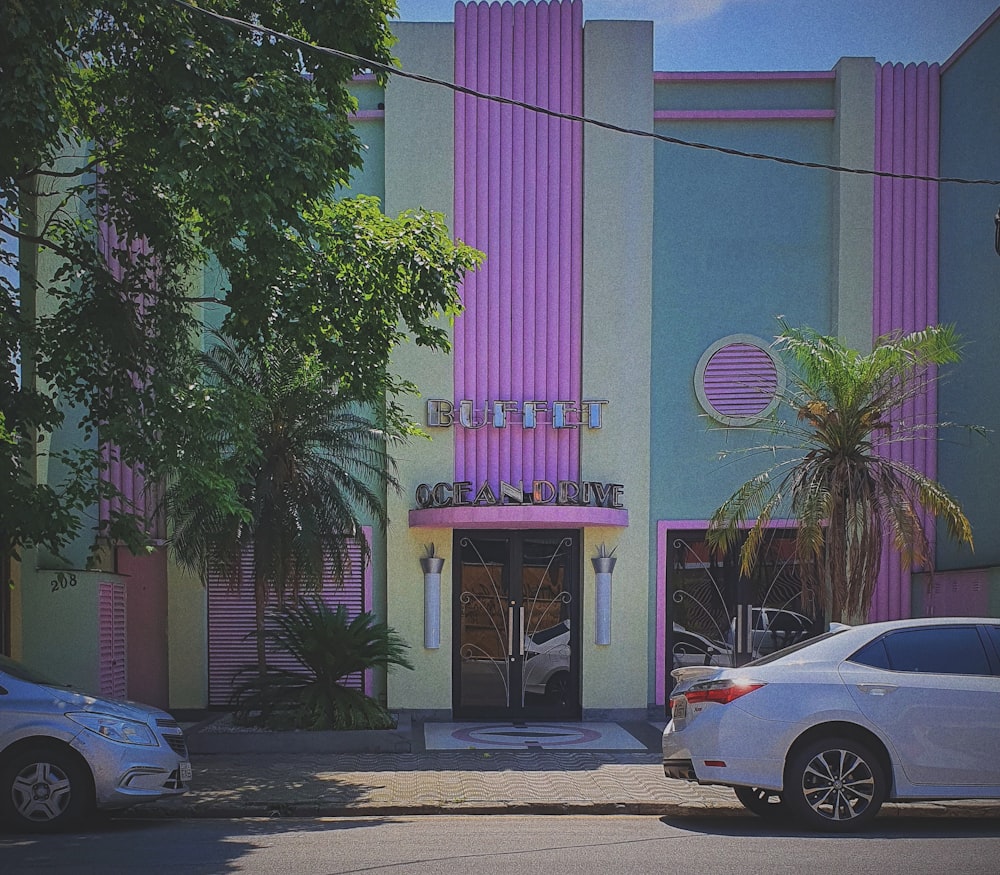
<box><xmin>139</xmin><ymin>716</ymin><xmax>1000</xmax><ymax>821</ymax></box>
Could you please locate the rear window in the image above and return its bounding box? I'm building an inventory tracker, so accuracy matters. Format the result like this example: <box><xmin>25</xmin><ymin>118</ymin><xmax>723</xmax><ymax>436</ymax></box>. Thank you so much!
<box><xmin>850</xmin><ymin>626</ymin><xmax>993</xmax><ymax>676</ymax></box>
<box><xmin>985</xmin><ymin>625</ymin><xmax>1000</xmax><ymax>659</ymax></box>
<box><xmin>744</xmin><ymin>630</ymin><xmax>843</xmax><ymax>666</ymax></box>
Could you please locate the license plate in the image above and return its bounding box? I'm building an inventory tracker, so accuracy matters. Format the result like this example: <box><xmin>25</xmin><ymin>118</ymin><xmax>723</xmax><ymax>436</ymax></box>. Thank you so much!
<box><xmin>672</xmin><ymin>696</ymin><xmax>688</xmax><ymax>720</ymax></box>
<box><xmin>179</xmin><ymin>762</ymin><xmax>193</xmax><ymax>783</ymax></box>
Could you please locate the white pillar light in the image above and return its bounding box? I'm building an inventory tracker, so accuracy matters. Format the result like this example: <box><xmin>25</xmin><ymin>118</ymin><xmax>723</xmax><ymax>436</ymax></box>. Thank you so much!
<box><xmin>592</xmin><ymin>554</ymin><xmax>617</xmax><ymax>645</ymax></box>
<box><xmin>420</xmin><ymin>554</ymin><xmax>445</xmax><ymax>649</ymax></box>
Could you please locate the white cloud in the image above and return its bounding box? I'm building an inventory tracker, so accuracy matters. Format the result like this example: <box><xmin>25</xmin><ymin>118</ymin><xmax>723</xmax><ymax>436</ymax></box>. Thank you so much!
<box><xmin>586</xmin><ymin>0</ymin><xmax>763</xmax><ymax>27</ymax></box>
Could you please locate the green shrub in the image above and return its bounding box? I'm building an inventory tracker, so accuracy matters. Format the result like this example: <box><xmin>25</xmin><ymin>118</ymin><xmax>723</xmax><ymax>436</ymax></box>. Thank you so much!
<box><xmin>231</xmin><ymin>597</ymin><xmax>413</xmax><ymax>730</ymax></box>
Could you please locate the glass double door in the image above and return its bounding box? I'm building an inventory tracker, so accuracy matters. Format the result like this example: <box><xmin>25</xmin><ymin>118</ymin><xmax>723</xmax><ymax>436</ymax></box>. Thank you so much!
<box><xmin>453</xmin><ymin>530</ymin><xmax>580</xmax><ymax>719</ymax></box>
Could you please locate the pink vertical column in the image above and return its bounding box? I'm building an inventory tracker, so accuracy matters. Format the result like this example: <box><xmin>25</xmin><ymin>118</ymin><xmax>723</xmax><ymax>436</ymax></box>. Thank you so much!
<box><xmin>453</xmin><ymin>1</ymin><xmax>584</xmax><ymax>491</ymax></box>
<box><xmin>871</xmin><ymin>62</ymin><xmax>940</xmax><ymax>621</ymax></box>
<box><xmin>509</xmin><ymin>2</ymin><xmax>526</xmax><ymax>486</ymax></box>
<box><xmin>520</xmin><ymin>1</ymin><xmax>538</xmax><ymax>484</ymax></box>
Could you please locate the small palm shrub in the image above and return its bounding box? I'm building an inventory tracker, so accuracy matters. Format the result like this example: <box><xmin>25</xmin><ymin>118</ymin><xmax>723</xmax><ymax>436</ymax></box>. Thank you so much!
<box><xmin>231</xmin><ymin>597</ymin><xmax>413</xmax><ymax>730</ymax></box>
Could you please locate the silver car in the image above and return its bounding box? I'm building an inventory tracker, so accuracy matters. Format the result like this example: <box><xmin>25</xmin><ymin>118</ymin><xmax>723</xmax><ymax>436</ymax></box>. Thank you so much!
<box><xmin>0</xmin><ymin>655</ymin><xmax>191</xmax><ymax>831</ymax></box>
<box><xmin>663</xmin><ymin>617</ymin><xmax>1000</xmax><ymax>831</ymax></box>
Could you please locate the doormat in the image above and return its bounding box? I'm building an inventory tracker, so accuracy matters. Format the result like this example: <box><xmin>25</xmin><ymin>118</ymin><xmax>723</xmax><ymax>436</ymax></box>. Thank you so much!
<box><xmin>422</xmin><ymin>721</ymin><xmax>647</xmax><ymax>751</ymax></box>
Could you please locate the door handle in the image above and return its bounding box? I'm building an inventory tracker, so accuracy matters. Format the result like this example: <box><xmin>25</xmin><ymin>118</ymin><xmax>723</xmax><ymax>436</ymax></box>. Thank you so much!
<box><xmin>856</xmin><ymin>683</ymin><xmax>898</xmax><ymax>696</ymax></box>
<box><xmin>507</xmin><ymin>605</ymin><xmax>525</xmax><ymax>658</ymax></box>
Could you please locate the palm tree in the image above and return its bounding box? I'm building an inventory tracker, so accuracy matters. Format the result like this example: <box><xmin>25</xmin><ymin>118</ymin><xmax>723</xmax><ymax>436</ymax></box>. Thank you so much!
<box><xmin>167</xmin><ymin>331</ymin><xmax>400</xmax><ymax>675</ymax></box>
<box><xmin>707</xmin><ymin>321</ymin><xmax>974</xmax><ymax>623</ymax></box>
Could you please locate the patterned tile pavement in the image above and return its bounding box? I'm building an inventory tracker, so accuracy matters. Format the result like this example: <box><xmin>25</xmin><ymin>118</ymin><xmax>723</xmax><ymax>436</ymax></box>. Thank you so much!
<box><xmin>139</xmin><ymin>718</ymin><xmax>1000</xmax><ymax>821</ymax></box>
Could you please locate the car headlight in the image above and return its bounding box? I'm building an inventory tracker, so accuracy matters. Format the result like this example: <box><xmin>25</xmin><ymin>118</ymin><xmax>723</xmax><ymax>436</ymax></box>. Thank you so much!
<box><xmin>67</xmin><ymin>712</ymin><xmax>158</xmax><ymax>746</ymax></box>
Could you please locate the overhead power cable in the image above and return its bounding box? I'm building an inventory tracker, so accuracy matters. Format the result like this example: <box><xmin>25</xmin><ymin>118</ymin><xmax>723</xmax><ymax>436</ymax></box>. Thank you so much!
<box><xmin>167</xmin><ymin>0</ymin><xmax>1000</xmax><ymax>187</ymax></box>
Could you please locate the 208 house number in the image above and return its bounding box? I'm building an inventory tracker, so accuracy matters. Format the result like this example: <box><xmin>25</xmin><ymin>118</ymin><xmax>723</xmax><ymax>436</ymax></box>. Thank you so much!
<box><xmin>50</xmin><ymin>573</ymin><xmax>78</xmax><ymax>593</ymax></box>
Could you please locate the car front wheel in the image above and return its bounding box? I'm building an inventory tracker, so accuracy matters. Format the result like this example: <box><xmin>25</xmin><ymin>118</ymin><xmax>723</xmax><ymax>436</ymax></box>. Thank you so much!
<box><xmin>734</xmin><ymin>786</ymin><xmax>785</xmax><ymax>819</ymax></box>
<box><xmin>784</xmin><ymin>736</ymin><xmax>886</xmax><ymax>832</ymax></box>
<box><xmin>0</xmin><ymin>745</ymin><xmax>94</xmax><ymax>832</ymax></box>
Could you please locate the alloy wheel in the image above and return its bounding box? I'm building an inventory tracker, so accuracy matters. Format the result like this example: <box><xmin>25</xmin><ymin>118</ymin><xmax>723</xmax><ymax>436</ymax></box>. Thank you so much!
<box><xmin>785</xmin><ymin>736</ymin><xmax>886</xmax><ymax>831</ymax></box>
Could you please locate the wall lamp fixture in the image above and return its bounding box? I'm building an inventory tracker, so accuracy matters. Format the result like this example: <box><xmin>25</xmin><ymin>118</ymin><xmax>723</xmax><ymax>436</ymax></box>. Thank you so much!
<box><xmin>592</xmin><ymin>543</ymin><xmax>617</xmax><ymax>645</ymax></box>
<box><xmin>420</xmin><ymin>544</ymin><xmax>445</xmax><ymax>649</ymax></box>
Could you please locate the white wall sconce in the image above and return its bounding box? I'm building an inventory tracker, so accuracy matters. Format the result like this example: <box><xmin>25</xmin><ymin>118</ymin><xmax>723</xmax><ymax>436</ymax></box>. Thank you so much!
<box><xmin>420</xmin><ymin>544</ymin><xmax>445</xmax><ymax>649</ymax></box>
<box><xmin>592</xmin><ymin>544</ymin><xmax>617</xmax><ymax>645</ymax></box>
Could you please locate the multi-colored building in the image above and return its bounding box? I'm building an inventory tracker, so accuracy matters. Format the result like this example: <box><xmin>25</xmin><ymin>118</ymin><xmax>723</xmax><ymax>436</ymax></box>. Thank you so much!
<box><xmin>9</xmin><ymin>1</ymin><xmax>1000</xmax><ymax>722</ymax></box>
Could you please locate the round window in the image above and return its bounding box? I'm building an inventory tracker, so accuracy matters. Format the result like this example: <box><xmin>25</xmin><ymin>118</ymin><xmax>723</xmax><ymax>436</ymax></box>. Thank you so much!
<box><xmin>694</xmin><ymin>335</ymin><xmax>783</xmax><ymax>425</ymax></box>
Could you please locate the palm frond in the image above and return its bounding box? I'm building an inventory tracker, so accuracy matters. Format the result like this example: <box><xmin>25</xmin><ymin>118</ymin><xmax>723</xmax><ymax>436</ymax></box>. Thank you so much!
<box><xmin>230</xmin><ymin>596</ymin><xmax>413</xmax><ymax>730</ymax></box>
<box><xmin>709</xmin><ymin>319</ymin><xmax>975</xmax><ymax>621</ymax></box>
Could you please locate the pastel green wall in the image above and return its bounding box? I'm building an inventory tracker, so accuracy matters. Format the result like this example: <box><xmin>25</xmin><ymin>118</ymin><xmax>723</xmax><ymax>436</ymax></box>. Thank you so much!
<box><xmin>582</xmin><ymin>19</ymin><xmax>653</xmax><ymax>713</ymax></box>
<box><xmin>28</xmin><ymin>155</ymin><xmax>101</xmax><ymax>572</ymax></box>
<box><xmin>832</xmin><ymin>58</ymin><xmax>875</xmax><ymax>351</ymax></box>
<box><xmin>166</xmin><ymin>560</ymin><xmax>208</xmax><ymax>709</ymax></box>
<box><xmin>347</xmin><ymin>77</ymin><xmax>386</xmax><ymax>199</ymax></box>
<box><xmin>21</xmin><ymin>563</ymin><xmax>105</xmax><ymax>691</ymax></box>
<box><xmin>383</xmin><ymin>19</ymin><xmax>658</xmax><ymax>715</ymax></box>
<box><xmin>384</xmin><ymin>23</ymin><xmax>457</xmax><ymax>712</ymax></box>
<box><xmin>18</xmin><ymin>153</ymin><xmax>112</xmax><ymax>687</ymax></box>
<box><xmin>937</xmin><ymin>15</ymin><xmax>1000</xmax><ymax>570</ymax></box>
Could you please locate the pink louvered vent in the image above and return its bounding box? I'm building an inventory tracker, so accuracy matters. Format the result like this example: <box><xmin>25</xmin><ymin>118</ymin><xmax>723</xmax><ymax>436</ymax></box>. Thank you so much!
<box><xmin>98</xmin><ymin>581</ymin><xmax>127</xmax><ymax>699</ymax></box>
<box><xmin>206</xmin><ymin>535</ymin><xmax>372</xmax><ymax>706</ymax></box>
<box><xmin>703</xmin><ymin>343</ymin><xmax>778</xmax><ymax>418</ymax></box>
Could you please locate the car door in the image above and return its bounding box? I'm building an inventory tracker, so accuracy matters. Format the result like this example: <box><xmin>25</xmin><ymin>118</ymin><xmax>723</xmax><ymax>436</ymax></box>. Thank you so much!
<box><xmin>839</xmin><ymin>623</ymin><xmax>1000</xmax><ymax>787</ymax></box>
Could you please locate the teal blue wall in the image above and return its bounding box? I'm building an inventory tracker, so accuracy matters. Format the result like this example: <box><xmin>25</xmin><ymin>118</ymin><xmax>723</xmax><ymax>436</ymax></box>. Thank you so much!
<box><xmin>937</xmin><ymin>15</ymin><xmax>1000</xmax><ymax>570</ymax></box>
<box><xmin>655</xmin><ymin>78</ymin><xmax>834</xmax><ymax>112</ymax></box>
<box><xmin>650</xmin><ymin>107</ymin><xmax>835</xmax><ymax>523</ymax></box>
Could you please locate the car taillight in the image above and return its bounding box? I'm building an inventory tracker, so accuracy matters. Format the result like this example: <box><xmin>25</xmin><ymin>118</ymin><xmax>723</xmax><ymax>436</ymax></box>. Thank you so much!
<box><xmin>683</xmin><ymin>679</ymin><xmax>765</xmax><ymax>705</ymax></box>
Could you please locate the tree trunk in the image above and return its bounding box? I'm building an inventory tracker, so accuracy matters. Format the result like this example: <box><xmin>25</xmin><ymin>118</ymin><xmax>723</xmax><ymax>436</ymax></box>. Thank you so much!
<box><xmin>255</xmin><ymin>578</ymin><xmax>267</xmax><ymax>679</ymax></box>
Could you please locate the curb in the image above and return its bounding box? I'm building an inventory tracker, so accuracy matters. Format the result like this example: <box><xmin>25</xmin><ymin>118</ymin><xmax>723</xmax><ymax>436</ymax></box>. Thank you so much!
<box><xmin>183</xmin><ymin>714</ymin><xmax>414</xmax><ymax>755</ymax></box>
<box><xmin>136</xmin><ymin>798</ymin><xmax>1000</xmax><ymax>821</ymax></box>
<box><xmin>138</xmin><ymin>800</ymin><xmax>746</xmax><ymax>819</ymax></box>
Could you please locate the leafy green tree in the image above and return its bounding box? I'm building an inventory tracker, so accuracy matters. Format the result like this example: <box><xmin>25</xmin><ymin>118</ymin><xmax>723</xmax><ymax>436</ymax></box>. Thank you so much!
<box><xmin>1</xmin><ymin>2</ymin><xmax>481</xmax><ymax>570</ymax></box>
<box><xmin>231</xmin><ymin>597</ymin><xmax>413</xmax><ymax>730</ymax></box>
<box><xmin>707</xmin><ymin>321</ymin><xmax>975</xmax><ymax>623</ymax></box>
<box><xmin>168</xmin><ymin>331</ymin><xmax>400</xmax><ymax>676</ymax></box>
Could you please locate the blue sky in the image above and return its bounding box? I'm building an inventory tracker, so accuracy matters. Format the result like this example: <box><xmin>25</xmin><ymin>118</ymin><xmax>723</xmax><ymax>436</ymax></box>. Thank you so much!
<box><xmin>394</xmin><ymin>0</ymin><xmax>1000</xmax><ymax>71</ymax></box>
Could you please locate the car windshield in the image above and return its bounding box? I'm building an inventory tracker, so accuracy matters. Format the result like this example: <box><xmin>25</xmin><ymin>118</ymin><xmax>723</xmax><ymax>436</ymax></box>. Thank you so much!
<box><xmin>0</xmin><ymin>653</ymin><xmax>67</xmax><ymax>686</ymax></box>
<box><xmin>742</xmin><ymin>630</ymin><xmax>844</xmax><ymax>666</ymax></box>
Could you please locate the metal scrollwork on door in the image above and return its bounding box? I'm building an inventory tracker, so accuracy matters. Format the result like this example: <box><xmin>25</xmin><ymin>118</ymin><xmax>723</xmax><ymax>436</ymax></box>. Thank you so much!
<box><xmin>458</xmin><ymin>536</ymin><xmax>511</xmax><ymax>704</ymax></box>
<box><xmin>520</xmin><ymin>537</ymin><xmax>573</xmax><ymax>703</ymax></box>
<box><xmin>668</xmin><ymin>533</ymin><xmax>818</xmax><ymax>671</ymax></box>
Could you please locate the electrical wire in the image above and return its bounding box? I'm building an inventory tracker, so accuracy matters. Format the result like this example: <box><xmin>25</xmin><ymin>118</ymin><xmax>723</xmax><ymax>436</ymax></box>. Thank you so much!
<box><xmin>166</xmin><ymin>0</ymin><xmax>1000</xmax><ymax>187</ymax></box>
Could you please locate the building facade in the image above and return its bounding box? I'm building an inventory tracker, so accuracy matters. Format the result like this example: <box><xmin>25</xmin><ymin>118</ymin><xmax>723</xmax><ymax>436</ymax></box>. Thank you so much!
<box><xmin>11</xmin><ymin>1</ymin><xmax>1000</xmax><ymax>721</ymax></box>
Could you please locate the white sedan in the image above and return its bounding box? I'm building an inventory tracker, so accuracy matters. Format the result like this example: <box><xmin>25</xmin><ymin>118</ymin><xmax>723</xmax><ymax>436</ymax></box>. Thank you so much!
<box><xmin>662</xmin><ymin>616</ymin><xmax>1000</xmax><ymax>831</ymax></box>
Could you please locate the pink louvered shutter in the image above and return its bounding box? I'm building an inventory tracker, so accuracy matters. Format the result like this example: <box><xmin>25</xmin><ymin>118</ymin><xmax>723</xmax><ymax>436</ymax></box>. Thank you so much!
<box><xmin>206</xmin><ymin>537</ymin><xmax>370</xmax><ymax>707</ymax></box>
<box><xmin>99</xmin><ymin>581</ymin><xmax>127</xmax><ymax>698</ymax></box>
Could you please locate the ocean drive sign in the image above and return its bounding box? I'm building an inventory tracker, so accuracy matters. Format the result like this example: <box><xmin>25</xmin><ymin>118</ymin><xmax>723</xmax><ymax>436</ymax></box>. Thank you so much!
<box><xmin>414</xmin><ymin>479</ymin><xmax>624</xmax><ymax>510</ymax></box>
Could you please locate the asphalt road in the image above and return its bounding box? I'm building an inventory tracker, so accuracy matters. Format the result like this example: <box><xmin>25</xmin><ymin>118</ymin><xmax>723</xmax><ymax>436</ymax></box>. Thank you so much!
<box><xmin>2</xmin><ymin>814</ymin><xmax>999</xmax><ymax>874</ymax></box>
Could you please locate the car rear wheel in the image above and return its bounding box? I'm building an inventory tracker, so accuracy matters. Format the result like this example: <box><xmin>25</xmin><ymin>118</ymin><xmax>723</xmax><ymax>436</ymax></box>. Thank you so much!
<box><xmin>0</xmin><ymin>745</ymin><xmax>94</xmax><ymax>832</ymax></box>
<box><xmin>734</xmin><ymin>786</ymin><xmax>785</xmax><ymax>819</ymax></box>
<box><xmin>544</xmin><ymin>671</ymin><xmax>570</xmax><ymax>706</ymax></box>
<box><xmin>784</xmin><ymin>736</ymin><xmax>886</xmax><ymax>832</ymax></box>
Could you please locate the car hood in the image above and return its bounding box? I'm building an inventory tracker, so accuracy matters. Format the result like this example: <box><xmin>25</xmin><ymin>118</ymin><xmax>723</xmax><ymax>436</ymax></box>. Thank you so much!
<box><xmin>43</xmin><ymin>684</ymin><xmax>166</xmax><ymax>721</ymax></box>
